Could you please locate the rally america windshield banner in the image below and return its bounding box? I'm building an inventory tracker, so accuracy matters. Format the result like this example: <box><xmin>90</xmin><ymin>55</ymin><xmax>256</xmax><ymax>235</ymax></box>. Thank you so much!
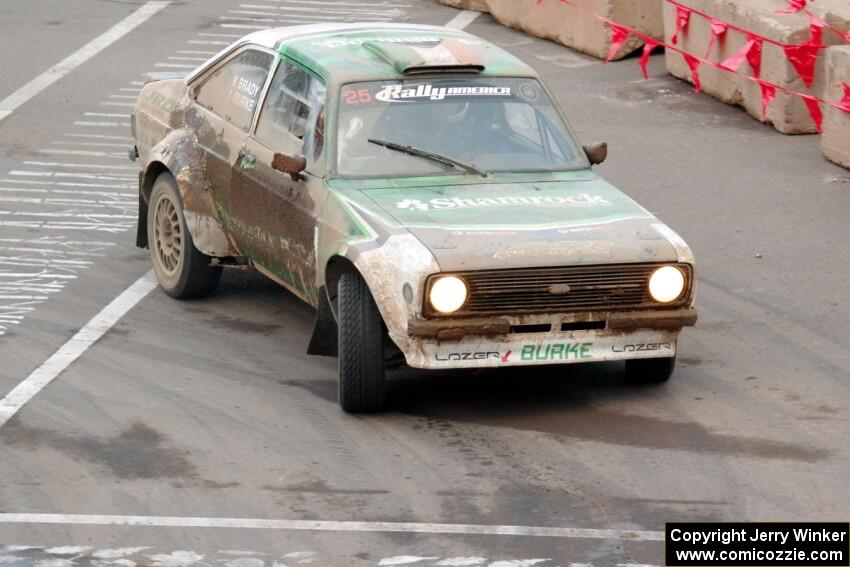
<box><xmin>375</xmin><ymin>83</ymin><xmax>512</xmax><ymax>102</ymax></box>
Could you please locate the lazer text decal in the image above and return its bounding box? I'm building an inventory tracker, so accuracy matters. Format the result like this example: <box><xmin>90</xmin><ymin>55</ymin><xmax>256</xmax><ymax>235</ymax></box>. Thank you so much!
<box><xmin>436</xmin><ymin>351</ymin><xmax>501</xmax><ymax>362</ymax></box>
<box><xmin>611</xmin><ymin>342</ymin><xmax>674</xmax><ymax>353</ymax></box>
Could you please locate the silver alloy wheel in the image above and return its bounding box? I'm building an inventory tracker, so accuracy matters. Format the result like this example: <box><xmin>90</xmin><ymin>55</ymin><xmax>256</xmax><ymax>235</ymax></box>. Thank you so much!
<box><xmin>147</xmin><ymin>174</ymin><xmax>221</xmax><ymax>299</ymax></box>
<box><xmin>152</xmin><ymin>192</ymin><xmax>182</xmax><ymax>276</ymax></box>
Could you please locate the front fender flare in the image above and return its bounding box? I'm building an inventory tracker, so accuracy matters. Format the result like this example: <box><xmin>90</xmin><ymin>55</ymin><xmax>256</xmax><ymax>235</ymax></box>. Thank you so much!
<box><xmin>322</xmin><ymin>235</ymin><xmax>440</xmax><ymax>358</ymax></box>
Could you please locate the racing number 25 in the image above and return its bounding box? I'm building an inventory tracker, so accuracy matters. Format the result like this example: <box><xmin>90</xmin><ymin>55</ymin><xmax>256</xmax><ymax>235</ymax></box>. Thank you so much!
<box><xmin>344</xmin><ymin>89</ymin><xmax>372</xmax><ymax>105</ymax></box>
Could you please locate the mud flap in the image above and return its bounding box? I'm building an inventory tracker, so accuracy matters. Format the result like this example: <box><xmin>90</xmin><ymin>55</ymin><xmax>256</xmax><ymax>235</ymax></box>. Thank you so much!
<box><xmin>136</xmin><ymin>173</ymin><xmax>149</xmax><ymax>249</ymax></box>
<box><xmin>307</xmin><ymin>287</ymin><xmax>339</xmax><ymax>357</ymax></box>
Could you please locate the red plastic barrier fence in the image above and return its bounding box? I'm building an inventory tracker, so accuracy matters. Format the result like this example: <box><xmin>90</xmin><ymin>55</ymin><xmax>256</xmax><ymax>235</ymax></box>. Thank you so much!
<box><xmin>535</xmin><ymin>0</ymin><xmax>850</xmax><ymax>132</ymax></box>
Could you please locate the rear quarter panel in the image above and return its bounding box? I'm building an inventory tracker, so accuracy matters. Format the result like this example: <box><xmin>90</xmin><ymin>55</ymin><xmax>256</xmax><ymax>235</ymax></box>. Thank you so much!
<box><xmin>134</xmin><ymin>79</ymin><xmax>237</xmax><ymax>258</ymax></box>
<box><xmin>134</xmin><ymin>79</ymin><xmax>190</xmax><ymax>162</ymax></box>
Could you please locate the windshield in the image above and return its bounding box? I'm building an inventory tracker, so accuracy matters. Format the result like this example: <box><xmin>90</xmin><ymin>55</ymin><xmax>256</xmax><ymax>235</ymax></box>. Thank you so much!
<box><xmin>335</xmin><ymin>78</ymin><xmax>585</xmax><ymax>178</ymax></box>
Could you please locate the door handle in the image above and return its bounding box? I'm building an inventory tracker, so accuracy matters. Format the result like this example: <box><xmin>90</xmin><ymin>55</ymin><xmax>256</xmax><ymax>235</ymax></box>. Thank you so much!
<box><xmin>238</xmin><ymin>149</ymin><xmax>256</xmax><ymax>167</ymax></box>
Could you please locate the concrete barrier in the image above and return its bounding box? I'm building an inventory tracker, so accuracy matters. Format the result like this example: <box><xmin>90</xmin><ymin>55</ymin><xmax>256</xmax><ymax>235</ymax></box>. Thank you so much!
<box><xmin>664</xmin><ymin>0</ymin><xmax>850</xmax><ymax>134</ymax></box>
<box><xmin>484</xmin><ymin>0</ymin><xmax>664</xmax><ymax>61</ymax></box>
<box><xmin>438</xmin><ymin>0</ymin><xmax>489</xmax><ymax>12</ymax></box>
<box><xmin>822</xmin><ymin>46</ymin><xmax>850</xmax><ymax>168</ymax></box>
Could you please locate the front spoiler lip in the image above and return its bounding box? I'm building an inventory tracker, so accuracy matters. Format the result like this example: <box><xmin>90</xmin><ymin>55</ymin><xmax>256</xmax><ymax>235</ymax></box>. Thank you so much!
<box><xmin>407</xmin><ymin>308</ymin><xmax>698</xmax><ymax>340</ymax></box>
<box><xmin>608</xmin><ymin>308</ymin><xmax>698</xmax><ymax>330</ymax></box>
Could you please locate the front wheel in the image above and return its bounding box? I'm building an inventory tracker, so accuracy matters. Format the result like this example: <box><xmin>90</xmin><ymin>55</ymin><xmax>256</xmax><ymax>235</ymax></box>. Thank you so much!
<box><xmin>337</xmin><ymin>271</ymin><xmax>386</xmax><ymax>413</ymax></box>
<box><xmin>148</xmin><ymin>173</ymin><xmax>221</xmax><ymax>299</ymax></box>
<box><xmin>625</xmin><ymin>356</ymin><xmax>676</xmax><ymax>384</ymax></box>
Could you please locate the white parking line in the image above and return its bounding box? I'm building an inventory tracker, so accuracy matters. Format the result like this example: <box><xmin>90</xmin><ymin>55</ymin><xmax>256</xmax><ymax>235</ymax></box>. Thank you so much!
<box><xmin>219</xmin><ymin>23</ymin><xmax>278</xmax><ymax>30</ymax></box>
<box><xmin>0</xmin><ymin>237</ymin><xmax>115</xmax><ymax>253</ymax></box>
<box><xmin>0</xmin><ymin>272</ymin><xmax>76</xmax><ymax>280</ymax></box>
<box><xmin>0</xmin><ymin>211</ymin><xmax>135</xmax><ymax>220</ymax></box>
<box><xmin>0</xmin><ymin>235</ymin><xmax>116</xmax><ymax>334</ymax></box>
<box><xmin>0</xmin><ymin>221</ymin><xmax>134</xmax><ymax>232</ymax></box>
<box><xmin>0</xmin><ymin>1</ymin><xmax>170</xmax><ymax>124</ymax></box>
<box><xmin>39</xmin><ymin>149</ymin><xmax>125</xmax><ymax>158</ymax></box>
<box><xmin>0</xmin><ymin>272</ymin><xmax>157</xmax><ymax>427</ymax></box>
<box><xmin>53</xmin><ymin>140</ymin><xmax>131</xmax><ymax>148</ymax></box>
<box><xmin>2</xmin><ymin>179</ymin><xmax>134</xmax><ymax>189</ymax></box>
<box><xmin>189</xmin><ymin>40</ymin><xmax>231</xmax><ymax>46</ymax></box>
<box><xmin>220</xmin><ymin>15</ymin><xmax>278</xmax><ymax>22</ymax></box>
<box><xmin>65</xmin><ymin>132</ymin><xmax>132</xmax><ymax>140</ymax></box>
<box><xmin>73</xmin><ymin>121</ymin><xmax>131</xmax><ymax>128</ymax></box>
<box><xmin>1</xmin><ymin>547</ymin><xmax>633</xmax><ymax>567</ymax></box>
<box><xmin>198</xmin><ymin>32</ymin><xmax>241</xmax><ymax>38</ymax></box>
<box><xmin>0</xmin><ymin>513</ymin><xmax>664</xmax><ymax>541</ymax></box>
<box><xmin>84</xmin><ymin>112</ymin><xmax>130</xmax><ymax>118</ymax></box>
<box><xmin>230</xmin><ymin>10</ymin><xmax>281</xmax><ymax>17</ymax></box>
<box><xmin>10</xmin><ymin>171</ymin><xmax>134</xmax><ymax>182</ymax></box>
<box><xmin>445</xmin><ymin>9</ymin><xmax>481</xmax><ymax>30</ymax></box>
<box><xmin>0</xmin><ymin>196</ymin><xmax>133</xmax><ymax>208</ymax></box>
<box><xmin>155</xmin><ymin>63</ymin><xmax>198</xmax><ymax>69</ymax></box>
<box><xmin>23</xmin><ymin>161</ymin><xmax>137</xmax><ymax>171</ymax></box>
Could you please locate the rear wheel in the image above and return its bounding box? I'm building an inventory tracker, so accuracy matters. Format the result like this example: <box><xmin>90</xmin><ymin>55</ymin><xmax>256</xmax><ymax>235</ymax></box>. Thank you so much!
<box><xmin>148</xmin><ymin>173</ymin><xmax>221</xmax><ymax>299</ymax></box>
<box><xmin>337</xmin><ymin>271</ymin><xmax>386</xmax><ymax>413</ymax></box>
<box><xmin>625</xmin><ymin>356</ymin><xmax>676</xmax><ymax>384</ymax></box>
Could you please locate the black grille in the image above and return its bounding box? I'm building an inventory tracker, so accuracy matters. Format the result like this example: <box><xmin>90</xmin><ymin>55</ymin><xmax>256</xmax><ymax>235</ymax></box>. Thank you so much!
<box><xmin>428</xmin><ymin>263</ymin><xmax>690</xmax><ymax>316</ymax></box>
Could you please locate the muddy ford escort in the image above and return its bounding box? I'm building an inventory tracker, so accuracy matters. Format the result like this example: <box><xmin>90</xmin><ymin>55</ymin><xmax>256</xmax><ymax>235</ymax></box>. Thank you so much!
<box><xmin>131</xmin><ymin>23</ymin><xmax>698</xmax><ymax>412</ymax></box>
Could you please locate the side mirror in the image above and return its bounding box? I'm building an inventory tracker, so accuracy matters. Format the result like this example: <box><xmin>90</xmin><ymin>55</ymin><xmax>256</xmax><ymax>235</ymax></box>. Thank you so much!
<box><xmin>583</xmin><ymin>142</ymin><xmax>608</xmax><ymax>166</ymax></box>
<box><xmin>272</xmin><ymin>153</ymin><xmax>307</xmax><ymax>182</ymax></box>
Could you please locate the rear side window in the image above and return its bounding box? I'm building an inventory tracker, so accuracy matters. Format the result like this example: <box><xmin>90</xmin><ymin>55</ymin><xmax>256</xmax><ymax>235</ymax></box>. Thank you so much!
<box><xmin>255</xmin><ymin>60</ymin><xmax>327</xmax><ymax>163</ymax></box>
<box><xmin>195</xmin><ymin>49</ymin><xmax>274</xmax><ymax>131</ymax></box>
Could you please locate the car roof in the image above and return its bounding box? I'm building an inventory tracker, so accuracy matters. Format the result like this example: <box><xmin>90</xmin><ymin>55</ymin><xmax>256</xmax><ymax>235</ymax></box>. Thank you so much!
<box><xmin>195</xmin><ymin>23</ymin><xmax>536</xmax><ymax>87</ymax></box>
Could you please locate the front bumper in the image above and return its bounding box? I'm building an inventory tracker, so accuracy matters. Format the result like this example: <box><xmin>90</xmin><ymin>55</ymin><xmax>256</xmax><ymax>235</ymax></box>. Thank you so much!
<box><xmin>405</xmin><ymin>328</ymin><xmax>679</xmax><ymax>369</ymax></box>
<box><xmin>401</xmin><ymin>308</ymin><xmax>696</xmax><ymax>370</ymax></box>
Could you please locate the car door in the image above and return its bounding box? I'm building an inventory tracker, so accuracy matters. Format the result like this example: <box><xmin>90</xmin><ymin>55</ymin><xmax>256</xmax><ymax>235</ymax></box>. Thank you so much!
<box><xmin>189</xmin><ymin>47</ymin><xmax>275</xmax><ymax>252</ymax></box>
<box><xmin>230</xmin><ymin>58</ymin><xmax>328</xmax><ymax>305</ymax></box>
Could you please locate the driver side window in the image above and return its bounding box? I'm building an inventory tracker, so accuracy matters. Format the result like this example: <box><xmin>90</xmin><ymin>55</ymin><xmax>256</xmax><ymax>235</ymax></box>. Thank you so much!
<box><xmin>195</xmin><ymin>49</ymin><xmax>273</xmax><ymax>131</ymax></box>
<box><xmin>255</xmin><ymin>59</ymin><xmax>327</xmax><ymax>165</ymax></box>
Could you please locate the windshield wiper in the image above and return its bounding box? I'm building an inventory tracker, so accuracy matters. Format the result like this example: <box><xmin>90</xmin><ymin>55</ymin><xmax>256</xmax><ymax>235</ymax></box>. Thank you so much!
<box><xmin>368</xmin><ymin>138</ymin><xmax>488</xmax><ymax>177</ymax></box>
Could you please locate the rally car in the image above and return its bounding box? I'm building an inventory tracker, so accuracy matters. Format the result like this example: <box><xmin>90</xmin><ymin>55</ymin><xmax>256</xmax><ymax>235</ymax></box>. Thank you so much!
<box><xmin>130</xmin><ymin>23</ymin><xmax>698</xmax><ymax>412</ymax></box>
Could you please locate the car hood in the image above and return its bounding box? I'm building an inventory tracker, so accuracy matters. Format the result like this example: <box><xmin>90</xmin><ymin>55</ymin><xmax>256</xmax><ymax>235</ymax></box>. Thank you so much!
<box><xmin>355</xmin><ymin>176</ymin><xmax>684</xmax><ymax>272</ymax></box>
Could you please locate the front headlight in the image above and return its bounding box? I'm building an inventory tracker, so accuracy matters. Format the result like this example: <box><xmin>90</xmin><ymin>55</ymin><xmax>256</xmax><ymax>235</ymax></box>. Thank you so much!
<box><xmin>649</xmin><ymin>266</ymin><xmax>686</xmax><ymax>303</ymax></box>
<box><xmin>429</xmin><ymin>276</ymin><xmax>468</xmax><ymax>314</ymax></box>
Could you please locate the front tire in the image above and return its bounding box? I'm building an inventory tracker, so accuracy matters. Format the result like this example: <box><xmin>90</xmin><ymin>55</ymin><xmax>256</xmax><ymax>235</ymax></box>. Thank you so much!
<box><xmin>337</xmin><ymin>271</ymin><xmax>386</xmax><ymax>413</ymax></box>
<box><xmin>625</xmin><ymin>356</ymin><xmax>676</xmax><ymax>384</ymax></box>
<box><xmin>147</xmin><ymin>173</ymin><xmax>221</xmax><ymax>299</ymax></box>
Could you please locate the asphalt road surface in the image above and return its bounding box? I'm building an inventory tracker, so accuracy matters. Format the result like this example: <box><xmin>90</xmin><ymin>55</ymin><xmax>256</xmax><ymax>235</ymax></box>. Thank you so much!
<box><xmin>1</xmin><ymin>1</ymin><xmax>849</xmax><ymax>565</ymax></box>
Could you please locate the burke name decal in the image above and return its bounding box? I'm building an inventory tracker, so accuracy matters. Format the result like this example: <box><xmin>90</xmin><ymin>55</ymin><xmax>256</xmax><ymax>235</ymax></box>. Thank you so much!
<box><xmin>521</xmin><ymin>343</ymin><xmax>593</xmax><ymax>361</ymax></box>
